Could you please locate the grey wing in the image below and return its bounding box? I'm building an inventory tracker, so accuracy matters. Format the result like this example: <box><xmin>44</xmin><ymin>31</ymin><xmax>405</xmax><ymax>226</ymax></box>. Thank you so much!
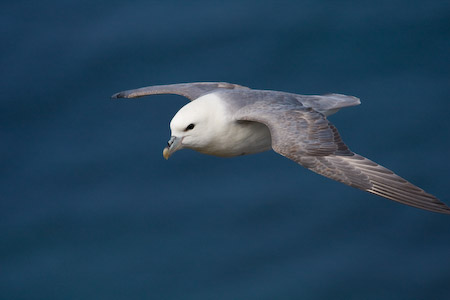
<box><xmin>111</xmin><ymin>82</ymin><xmax>249</xmax><ymax>101</ymax></box>
<box><xmin>235</xmin><ymin>101</ymin><xmax>450</xmax><ymax>214</ymax></box>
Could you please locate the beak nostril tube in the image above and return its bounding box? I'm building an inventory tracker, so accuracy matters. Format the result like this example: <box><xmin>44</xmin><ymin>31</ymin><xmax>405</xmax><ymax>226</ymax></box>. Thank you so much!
<box><xmin>163</xmin><ymin>136</ymin><xmax>182</xmax><ymax>160</ymax></box>
<box><xmin>167</xmin><ymin>136</ymin><xmax>176</xmax><ymax>148</ymax></box>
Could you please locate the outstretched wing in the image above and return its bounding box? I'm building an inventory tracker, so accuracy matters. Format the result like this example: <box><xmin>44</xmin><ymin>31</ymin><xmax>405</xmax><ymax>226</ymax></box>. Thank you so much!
<box><xmin>112</xmin><ymin>82</ymin><xmax>360</xmax><ymax>117</ymax></box>
<box><xmin>112</xmin><ymin>82</ymin><xmax>249</xmax><ymax>101</ymax></box>
<box><xmin>235</xmin><ymin>100</ymin><xmax>450</xmax><ymax>214</ymax></box>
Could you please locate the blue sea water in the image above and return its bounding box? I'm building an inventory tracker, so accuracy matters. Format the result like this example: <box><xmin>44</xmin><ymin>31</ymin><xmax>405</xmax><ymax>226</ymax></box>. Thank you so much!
<box><xmin>2</xmin><ymin>1</ymin><xmax>450</xmax><ymax>299</ymax></box>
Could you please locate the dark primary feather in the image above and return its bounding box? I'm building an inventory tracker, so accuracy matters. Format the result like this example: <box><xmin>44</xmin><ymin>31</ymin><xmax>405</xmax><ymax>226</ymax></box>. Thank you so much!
<box><xmin>235</xmin><ymin>100</ymin><xmax>450</xmax><ymax>214</ymax></box>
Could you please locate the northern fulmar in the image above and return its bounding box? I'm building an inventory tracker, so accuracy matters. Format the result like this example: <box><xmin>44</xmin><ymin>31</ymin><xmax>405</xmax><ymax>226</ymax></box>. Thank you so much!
<box><xmin>112</xmin><ymin>82</ymin><xmax>450</xmax><ymax>215</ymax></box>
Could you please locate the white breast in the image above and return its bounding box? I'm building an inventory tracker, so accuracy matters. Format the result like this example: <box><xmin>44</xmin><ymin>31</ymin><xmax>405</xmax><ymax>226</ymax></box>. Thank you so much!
<box><xmin>181</xmin><ymin>93</ymin><xmax>272</xmax><ymax>157</ymax></box>
<box><xmin>201</xmin><ymin>105</ymin><xmax>272</xmax><ymax>156</ymax></box>
<box><xmin>213</xmin><ymin>120</ymin><xmax>272</xmax><ymax>156</ymax></box>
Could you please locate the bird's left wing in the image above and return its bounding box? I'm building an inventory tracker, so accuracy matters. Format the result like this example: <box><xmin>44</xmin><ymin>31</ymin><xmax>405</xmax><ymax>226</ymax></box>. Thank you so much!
<box><xmin>234</xmin><ymin>100</ymin><xmax>450</xmax><ymax>214</ymax></box>
<box><xmin>112</xmin><ymin>82</ymin><xmax>249</xmax><ymax>101</ymax></box>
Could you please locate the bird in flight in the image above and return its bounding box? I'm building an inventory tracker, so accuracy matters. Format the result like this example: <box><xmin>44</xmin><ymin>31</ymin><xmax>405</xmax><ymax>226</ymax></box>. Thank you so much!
<box><xmin>112</xmin><ymin>82</ymin><xmax>450</xmax><ymax>215</ymax></box>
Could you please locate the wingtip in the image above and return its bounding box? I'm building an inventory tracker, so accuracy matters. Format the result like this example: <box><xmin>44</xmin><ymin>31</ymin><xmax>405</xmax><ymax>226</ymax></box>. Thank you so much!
<box><xmin>437</xmin><ymin>202</ymin><xmax>450</xmax><ymax>215</ymax></box>
<box><xmin>111</xmin><ymin>92</ymin><xmax>126</xmax><ymax>99</ymax></box>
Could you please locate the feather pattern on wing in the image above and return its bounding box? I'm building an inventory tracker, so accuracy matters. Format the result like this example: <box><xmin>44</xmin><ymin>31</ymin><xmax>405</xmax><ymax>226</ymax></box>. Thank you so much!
<box><xmin>235</xmin><ymin>100</ymin><xmax>450</xmax><ymax>214</ymax></box>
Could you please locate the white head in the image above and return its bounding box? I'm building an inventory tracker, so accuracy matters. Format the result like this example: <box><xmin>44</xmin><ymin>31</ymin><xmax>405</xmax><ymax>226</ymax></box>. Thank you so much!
<box><xmin>163</xmin><ymin>94</ymin><xmax>227</xmax><ymax>159</ymax></box>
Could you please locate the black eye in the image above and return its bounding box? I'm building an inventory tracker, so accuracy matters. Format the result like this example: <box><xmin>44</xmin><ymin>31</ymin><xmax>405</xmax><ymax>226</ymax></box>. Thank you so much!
<box><xmin>185</xmin><ymin>123</ymin><xmax>195</xmax><ymax>131</ymax></box>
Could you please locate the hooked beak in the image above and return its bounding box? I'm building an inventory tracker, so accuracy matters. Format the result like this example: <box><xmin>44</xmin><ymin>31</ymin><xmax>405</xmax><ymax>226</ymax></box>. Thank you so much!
<box><xmin>163</xmin><ymin>136</ymin><xmax>183</xmax><ymax>160</ymax></box>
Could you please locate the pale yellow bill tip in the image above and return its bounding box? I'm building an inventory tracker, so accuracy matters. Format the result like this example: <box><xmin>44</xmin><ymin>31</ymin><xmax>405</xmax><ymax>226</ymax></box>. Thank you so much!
<box><xmin>163</xmin><ymin>147</ymin><xmax>170</xmax><ymax>160</ymax></box>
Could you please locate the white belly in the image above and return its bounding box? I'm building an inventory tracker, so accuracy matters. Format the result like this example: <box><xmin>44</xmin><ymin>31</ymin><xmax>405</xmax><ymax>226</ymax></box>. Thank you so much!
<box><xmin>199</xmin><ymin>121</ymin><xmax>272</xmax><ymax>157</ymax></box>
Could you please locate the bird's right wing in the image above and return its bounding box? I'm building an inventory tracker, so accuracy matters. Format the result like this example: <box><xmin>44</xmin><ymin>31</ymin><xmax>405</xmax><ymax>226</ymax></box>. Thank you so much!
<box><xmin>112</xmin><ymin>82</ymin><xmax>249</xmax><ymax>101</ymax></box>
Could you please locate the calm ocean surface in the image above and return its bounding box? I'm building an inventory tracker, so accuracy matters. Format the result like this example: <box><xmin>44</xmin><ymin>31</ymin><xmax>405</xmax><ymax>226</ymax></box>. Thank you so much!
<box><xmin>2</xmin><ymin>1</ymin><xmax>450</xmax><ymax>299</ymax></box>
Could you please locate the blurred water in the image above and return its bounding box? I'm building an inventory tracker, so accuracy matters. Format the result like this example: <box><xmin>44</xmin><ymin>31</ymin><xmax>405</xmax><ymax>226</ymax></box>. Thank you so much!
<box><xmin>2</xmin><ymin>1</ymin><xmax>450</xmax><ymax>299</ymax></box>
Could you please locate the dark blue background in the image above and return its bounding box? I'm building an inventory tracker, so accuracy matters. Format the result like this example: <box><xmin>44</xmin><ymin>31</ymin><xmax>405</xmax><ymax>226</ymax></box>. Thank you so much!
<box><xmin>2</xmin><ymin>1</ymin><xmax>450</xmax><ymax>299</ymax></box>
